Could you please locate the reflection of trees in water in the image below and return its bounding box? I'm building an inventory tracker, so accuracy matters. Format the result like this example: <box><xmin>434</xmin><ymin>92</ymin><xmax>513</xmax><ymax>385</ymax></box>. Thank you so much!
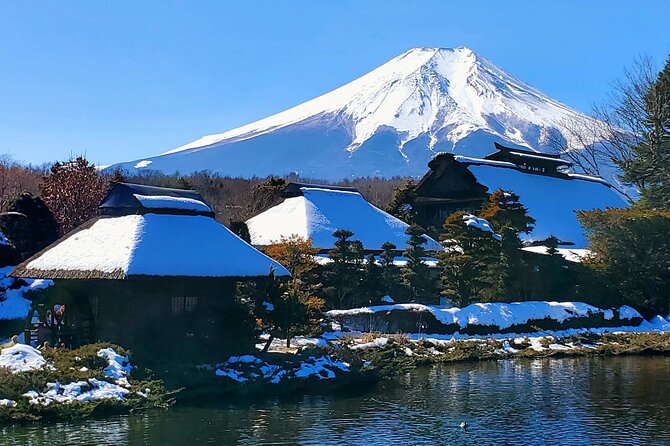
<box><xmin>3</xmin><ymin>357</ymin><xmax>670</xmax><ymax>445</ymax></box>
<box><xmin>1</xmin><ymin>415</ymin><xmax>131</xmax><ymax>446</ymax></box>
<box><xmin>384</xmin><ymin>357</ymin><xmax>670</xmax><ymax>444</ymax></box>
<box><xmin>583</xmin><ymin>356</ymin><xmax>670</xmax><ymax>445</ymax></box>
<box><xmin>397</xmin><ymin>359</ymin><xmax>595</xmax><ymax>441</ymax></box>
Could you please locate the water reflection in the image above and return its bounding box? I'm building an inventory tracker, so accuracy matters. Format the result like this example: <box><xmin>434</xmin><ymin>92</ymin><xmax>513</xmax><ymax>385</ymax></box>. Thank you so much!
<box><xmin>2</xmin><ymin>356</ymin><xmax>669</xmax><ymax>445</ymax></box>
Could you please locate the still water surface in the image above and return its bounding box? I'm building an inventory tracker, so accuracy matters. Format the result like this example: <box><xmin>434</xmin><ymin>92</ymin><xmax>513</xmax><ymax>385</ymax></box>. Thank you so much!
<box><xmin>3</xmin><ymin>356</ymin><xmax>669</xmax><ymax>445</ymax></box>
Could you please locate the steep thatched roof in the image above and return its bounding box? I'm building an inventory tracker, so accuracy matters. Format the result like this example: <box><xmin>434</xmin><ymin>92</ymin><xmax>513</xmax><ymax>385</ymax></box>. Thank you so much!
<box><xmin>246</xmin><ymin>183</ymin><xmax>442</xmax><ymax>252</ymax></box>
<box><xmin>416</xmin><ymin>151</ymin><xmax>627</xmax><ymax>248</ymax></box>
<box><xmin>11</xmin><ymin>183</ymin><xmax>290</xmax><ymax>280</ymax></box>
<box><xmin>11</xmin><ymin>214</ymin><xmax>290</xmax><ymax>280</ymax></box>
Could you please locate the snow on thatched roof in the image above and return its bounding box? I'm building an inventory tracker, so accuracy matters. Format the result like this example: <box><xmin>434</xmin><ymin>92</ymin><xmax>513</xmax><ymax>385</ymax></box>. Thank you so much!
<box><xmin>423</xmin><ymin>152</ymin><xmax>627</xmax><ymax>248</ymax></box>
<box><xmin>11</xmin><ymin>214</ymin><xmax>289</xmax><ymax>280</ymax></box>
<box><xmin>521</xmin><ymin>246</ymin><xmax>590</xmax><ymax>263</ymax></box>
<box><xmin>464</xmin><ymin>164</ymin><xmax>626</xmax><ymax>247</ymax></box>
<box><xmin>100</xmin><ymin>182</ymin><xmax>214</xmax><ymax>217</ymax></box>
<box><xmin>246</xmin><ymin>185</ymin><xmax>442</xmax><ymax>251</ymax></box>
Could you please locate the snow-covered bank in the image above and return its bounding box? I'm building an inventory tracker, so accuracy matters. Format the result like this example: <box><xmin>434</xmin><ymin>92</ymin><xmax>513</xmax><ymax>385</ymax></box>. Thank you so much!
<box><xmin>0</xmin><ymin>345</ymin><xmax>137</xmax><ymax>403</ymax></box>
<box><xmin>327</xmin><ymin>301</ymin><xmax>644</xmax><ymax>336</ymax></box>
<box><xmin>323</xmin><ymin>313</ymin><xmax>670</xmax><ymax>348</ymax></box>
<box><xmin>0</xmin><ymin>343</ymin><xmax>47</xmax><ymax>373</ymax></box>
<box><xmin>0</xmin><ymin>343</ymin><xmax>167</xmax><ymax>421</ymax></box>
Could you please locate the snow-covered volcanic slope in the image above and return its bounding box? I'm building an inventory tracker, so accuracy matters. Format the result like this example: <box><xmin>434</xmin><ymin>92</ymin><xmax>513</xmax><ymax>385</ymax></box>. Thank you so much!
<box><xmin>109</xmin><ymin>47</ymin><xmax>587</xmax><ymax>180</ymax></box>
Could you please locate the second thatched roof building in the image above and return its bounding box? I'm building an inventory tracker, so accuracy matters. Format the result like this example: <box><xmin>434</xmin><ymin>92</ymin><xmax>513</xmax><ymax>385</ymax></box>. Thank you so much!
<box><xmin>246</xmin><ymin>182</ymin><xmax>442</xmax><ymax>253</ymax></box>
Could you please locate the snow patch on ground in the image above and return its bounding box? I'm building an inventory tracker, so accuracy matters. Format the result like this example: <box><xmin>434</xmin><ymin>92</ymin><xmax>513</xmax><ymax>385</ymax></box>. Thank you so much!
<box><xmin>0</xmin><ymin>344</ymin><xmax>47</xmax><ymax>373</ymax></box>
<box><xmin>619</xmin><ymin>306</ymin><xmax>641</xmax><ymax>320</ymax></box>
<box><xmin>324</xmin><ymin>314</ymin><xmax>670</xmax><ymax>355</ymax></box>
<box><xmin>293</xmin><ymin>356</ymin><xmax>349</xmax><ymax>379</ymax></box>
<box><xmin>255</xmin><ymin>335</ymin><xmax>328</xmax><ymax>352</ymax></box>
<box><xmin>351</xmin><ymin>337</ymin><xmax>389</xmax><ymax>350</ymax></box>
<box><xmin>499</xmin><ymin>340</ymin><xmax>519</xmax><ymax>354</ymax></box>
<box><xmin>98</xmin><ymin>348</ymin><xmax>133</xmax><ymax>387</ymax></box>
<box><xmin>215</xmin><ymin>368</ymin><xmax>248</xmax><ymax>382</ymax></box>
<box><xmin>22</xmin><ymin>379</ymin><xmax>130</xmax><ymax>406</ymax></box>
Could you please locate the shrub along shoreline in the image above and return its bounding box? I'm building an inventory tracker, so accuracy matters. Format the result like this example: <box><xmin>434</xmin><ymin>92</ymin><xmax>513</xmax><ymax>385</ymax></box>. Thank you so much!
<box><xmin>0</xmin><ymin>342</ymin><xmax>405</xmax><ymax>422</ymax></box>
<box><xmin>0</xmin><ymin>343</ymin><xmax>172</xmax><ymax>422</ymax></box>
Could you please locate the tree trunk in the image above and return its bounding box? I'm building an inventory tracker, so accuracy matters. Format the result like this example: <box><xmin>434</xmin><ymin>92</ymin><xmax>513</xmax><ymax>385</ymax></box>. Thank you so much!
<box><xmin>261</xmin><ymin>334</ymin><xmax>274</xmax><ymax>353</ymax></box>
<box><xmin>286</xmin><ymin>333</ymin><xmax>292</xmax><ymax>349</ymax></box>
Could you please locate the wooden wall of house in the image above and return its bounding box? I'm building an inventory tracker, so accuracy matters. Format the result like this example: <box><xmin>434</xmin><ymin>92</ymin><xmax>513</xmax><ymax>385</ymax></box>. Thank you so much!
<box><xmin>28</xmin><ymin>277</ymin><xmax>250</xmax><ymax>364</ymax></box>
<box><xmin>415</xmin><ymin>160</ymin><xmax>489</xmax><ymax>228</ymax></box>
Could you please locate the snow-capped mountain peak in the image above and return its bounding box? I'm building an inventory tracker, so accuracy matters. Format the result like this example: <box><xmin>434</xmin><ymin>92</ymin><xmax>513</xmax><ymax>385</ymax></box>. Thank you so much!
<box><xmin>110</xmin><ymin>47</ymin><xmax>587</xmax><ymax>180</ymax></box>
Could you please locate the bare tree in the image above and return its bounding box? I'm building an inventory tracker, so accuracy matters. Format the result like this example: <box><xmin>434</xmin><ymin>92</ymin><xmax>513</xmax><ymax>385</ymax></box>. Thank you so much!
<box><xmin>0</xmin><ymin>155</ymin><xmax>43</xmax><ymax>211</ymax></box>
<box><xmin>550</xmin><ymin>55</ymin><xmax>658</xmax><ymax>202</ymax></box>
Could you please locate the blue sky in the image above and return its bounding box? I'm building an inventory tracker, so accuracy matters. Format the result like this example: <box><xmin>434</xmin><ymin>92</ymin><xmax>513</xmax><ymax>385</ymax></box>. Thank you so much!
<box><xmin>2</xmin><ymin>1</ymin><xmax>669</xmax><ymax>166</ymax></box>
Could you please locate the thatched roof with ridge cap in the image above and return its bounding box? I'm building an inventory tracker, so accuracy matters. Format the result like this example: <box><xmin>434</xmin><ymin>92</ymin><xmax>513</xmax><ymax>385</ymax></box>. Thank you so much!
<box><xmin>11</xmin><ymin>183</ymin><xmax>290</xmax><ymax>280</ymax></box>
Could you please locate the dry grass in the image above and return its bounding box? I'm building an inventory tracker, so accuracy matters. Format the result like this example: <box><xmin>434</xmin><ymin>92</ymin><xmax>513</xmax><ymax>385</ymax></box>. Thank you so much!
<box><xmin>360</xmin><ymin>332</ymin><xmax>670</xmax><ymax>365</ymax></box>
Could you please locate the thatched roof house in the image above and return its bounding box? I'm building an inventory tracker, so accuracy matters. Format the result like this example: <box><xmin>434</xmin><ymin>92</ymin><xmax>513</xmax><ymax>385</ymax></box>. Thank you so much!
<box><xmin>414</xmin><ymin>143</ymin><xmax>627</xmax><ymax>247</ymax></box>
<box><xmin>246</xmin><ymin>182</ymin><xmax>442</xmax><ymax>253</ymax></box>
<box><xmin>11</xmin><ymin>183</ymin><xmax>289</xmax><ymax>363</ymax></box>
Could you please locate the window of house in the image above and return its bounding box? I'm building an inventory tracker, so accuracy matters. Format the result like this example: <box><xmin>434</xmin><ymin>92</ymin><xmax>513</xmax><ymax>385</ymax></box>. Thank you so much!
<box><xmin>171</xmin><ymin>296</ymin><xmax>199</xmax><ymax>316</ymax></box>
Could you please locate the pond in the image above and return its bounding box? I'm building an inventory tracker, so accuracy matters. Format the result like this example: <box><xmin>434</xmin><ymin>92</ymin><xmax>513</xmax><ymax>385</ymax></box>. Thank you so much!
<box><xmin>3</xmin><ymin>356</ymin><xmax>669</xmax><ymax>445</ymax></box>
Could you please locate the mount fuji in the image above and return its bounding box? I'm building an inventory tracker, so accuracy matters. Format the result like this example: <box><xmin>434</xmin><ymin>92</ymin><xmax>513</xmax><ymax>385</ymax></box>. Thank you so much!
<box><xmin>108</xmin><ymin>47</ymin><xmax>588</xmax><ymax>180</ymax></box>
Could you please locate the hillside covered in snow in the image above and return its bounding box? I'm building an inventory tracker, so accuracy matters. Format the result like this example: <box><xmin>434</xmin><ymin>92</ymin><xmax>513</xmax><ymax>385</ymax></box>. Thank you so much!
<box><xmin>107</xmin><ymin>47</ymin><xmax>590</xmax><ymax>180</ymax></box>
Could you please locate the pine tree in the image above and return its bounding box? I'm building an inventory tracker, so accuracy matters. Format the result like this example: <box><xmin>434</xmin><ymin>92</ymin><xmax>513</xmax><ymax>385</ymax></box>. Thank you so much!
<box><xmin>361</xmin><ymin>253</ymin><xmax>383</xmax><ymax>305</ymax></box>
<box><xmin>479</xmin><ymin>189</ymin><xmax>535</xmax><ymax>234</ymax></box>
<box><xmin>255</xmin><ymin>276</ymin><xmax>312</xmax><ymax>351</ymax></box>
<box><xmin>479</xmin><ymin>190</ymin><xmax>536</xmax><ymax>299</ymax></box>
<box><xmin>439</xmin><ymin>212</ymin><xmax>503</xmax><ymax>306</ymax></box>
<box><xmin>379</xmin><ymin>241</ymin><xmax>401</xmax><ymax>297</ymax></box>
<box><xmin>533</xmin><ymin>236</ymin><xmax>574</xmax><ymax>299</ymax></box>
<box><xmin>577</xmin><ymin>207</ymin><xmax>670</xmax><ymax>319</ymax></box>
<box><xmin>401</xmin><ymin>224</ymin><xmax>433</xmax><ymax>303</ymax></box>
<box><xmin>323</xmin><ymin>229</ymin><xmax>364</xmax><ymax>308</ymax></box>
<box><xmin>387</xmin><ymin>179</ymin><xmax>418</xmax><ymax>224</ymax></box>
<box><xmin>621</xmin><ymin>56</ymin><xmax>670</xmax><ymax>209</ymax></box>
